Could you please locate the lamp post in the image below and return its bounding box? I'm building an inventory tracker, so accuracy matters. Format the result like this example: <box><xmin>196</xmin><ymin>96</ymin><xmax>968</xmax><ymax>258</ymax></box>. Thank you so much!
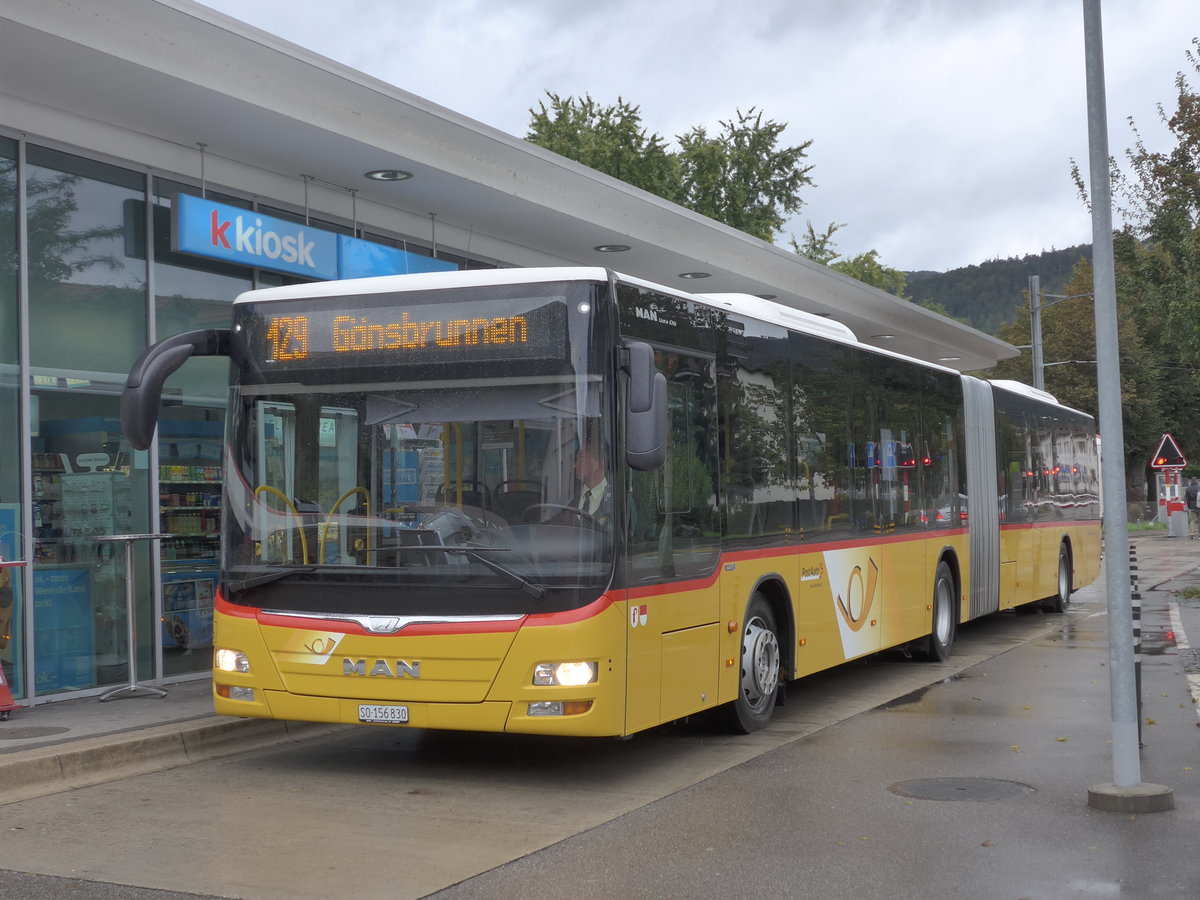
<box><xmin>1081</xmin><ymin>0</ymin><xmax>1172</xmax><ymax>813</ymax></box>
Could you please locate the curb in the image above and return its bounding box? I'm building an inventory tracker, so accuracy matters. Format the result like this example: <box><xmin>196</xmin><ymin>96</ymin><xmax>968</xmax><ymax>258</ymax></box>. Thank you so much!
<box><xmin>0</xmin><ymin>716</ymin><xmax>347</xmax><ymax>805</ymax></box>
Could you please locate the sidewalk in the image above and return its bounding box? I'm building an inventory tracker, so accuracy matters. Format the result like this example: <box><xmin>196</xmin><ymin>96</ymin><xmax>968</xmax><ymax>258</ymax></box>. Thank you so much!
<box><xmin>2</xmin><ymin>531</ymin><xmax>1198</xmax><ymax>812</ymax></box>
<box><xmin>0</xmin><ymin>674</ymin><xmax>344</xmax><ymax>805</ymax></box>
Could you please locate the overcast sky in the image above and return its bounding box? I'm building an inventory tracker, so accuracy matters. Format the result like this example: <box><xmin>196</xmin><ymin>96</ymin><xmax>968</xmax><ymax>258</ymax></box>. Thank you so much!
<box><xmin>193</xmin><ymin>0</ymin><xmax>1196</xmax><ymax>273</ymax></box>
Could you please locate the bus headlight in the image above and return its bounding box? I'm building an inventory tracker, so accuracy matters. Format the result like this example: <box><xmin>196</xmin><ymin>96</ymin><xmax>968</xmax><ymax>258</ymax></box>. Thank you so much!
<box><xmin>533</xmin><ymin>661</ymin><xmax>597</xmax><ymax>686</ymax></box>
<box><xmin>215</xmin><ymin>648</ymin><xmax>251</xmax><ymax>673</ymax></box>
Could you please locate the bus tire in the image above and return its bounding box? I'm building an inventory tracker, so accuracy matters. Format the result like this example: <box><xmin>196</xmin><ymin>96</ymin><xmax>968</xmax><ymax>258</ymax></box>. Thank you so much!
<box><xmin>719</xmin><ymin>592</ymin><xmax>781</xmax><ymax>733</ymax></box>
<box><xmin>1043</xmin><ymin>543</ymin><xmax>1072</xmax><ymax>614</ymax></box>
<box><xmin>923</xmin><ymin>561</ymin><xmax>956</xmax><ymax>662</ymax></box>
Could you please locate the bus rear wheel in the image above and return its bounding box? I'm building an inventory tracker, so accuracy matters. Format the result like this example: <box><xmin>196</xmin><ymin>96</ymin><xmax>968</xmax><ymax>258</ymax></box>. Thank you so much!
<box><xmin>922</xmin><ymin>561</ymin><xmax>956</xmax><ymax>661</ymax></box>
<box><xmin>720</xmin><ymin>593</ymin><xmax>781</xmax><ymax>733</ymax></box>
<box><xmin>1043</xmin><ymin>543</ymin><xmax>1072</xmax><ymax>613</ymax></box>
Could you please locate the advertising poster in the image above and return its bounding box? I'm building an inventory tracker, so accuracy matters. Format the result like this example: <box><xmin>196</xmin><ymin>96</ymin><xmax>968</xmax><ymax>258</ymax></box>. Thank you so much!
<box><xmin>161</xmin><ymin>571</ymin><xmax>216</xmax><ymax>650</ymax></box>
<box><xmin>32</xmin><ymin>565</ymin><xmax>95</xmax><ymax>692</ymax></box>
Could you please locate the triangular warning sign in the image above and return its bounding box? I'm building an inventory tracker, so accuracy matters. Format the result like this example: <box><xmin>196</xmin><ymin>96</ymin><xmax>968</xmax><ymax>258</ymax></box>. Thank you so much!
<box><xmin>1151</xmin><ymin>433</ymin><xmax>1187</xmax><ymax>468</ymax></box>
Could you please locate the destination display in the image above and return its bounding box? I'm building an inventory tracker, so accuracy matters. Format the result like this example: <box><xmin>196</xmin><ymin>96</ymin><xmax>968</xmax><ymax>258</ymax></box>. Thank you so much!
<box><xmin>239</xmin><ymin>293</ymin><xmax>570</xmax><ymax>369</ymax></box>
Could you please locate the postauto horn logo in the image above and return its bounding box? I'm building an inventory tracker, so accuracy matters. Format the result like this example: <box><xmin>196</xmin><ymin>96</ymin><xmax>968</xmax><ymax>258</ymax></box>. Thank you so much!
<box><xmin>172</xmin><ymin>194</ymin><xmax>338</xmax><ymax>280</ymax></box>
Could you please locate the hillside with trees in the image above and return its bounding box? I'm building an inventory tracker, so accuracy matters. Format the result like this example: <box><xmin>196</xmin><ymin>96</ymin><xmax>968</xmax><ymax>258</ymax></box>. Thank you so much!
<box><xmin>905</xmin><ymin>245</ymin><xmax>1093</xmax><ymax>336</ymax></box>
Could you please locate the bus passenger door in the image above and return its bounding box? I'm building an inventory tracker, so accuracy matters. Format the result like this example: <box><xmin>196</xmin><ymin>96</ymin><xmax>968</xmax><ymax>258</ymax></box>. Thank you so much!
<box><xmin>624</xmin><ymin>350</ymin><xmax>721</xmax><ymax>731</ymax></box>
<box><xmin>816</xmin><ymin>352</ymin><xmax>885</xmax><ymax>663</ymax></box>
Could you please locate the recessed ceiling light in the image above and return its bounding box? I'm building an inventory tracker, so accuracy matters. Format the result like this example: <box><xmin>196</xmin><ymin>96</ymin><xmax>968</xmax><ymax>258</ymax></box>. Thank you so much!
<box><xmin>593</xmin><ymin>244</ymin><xmax>630</xmax><ymax>252</ymax></box>
<box><xmin>939</xmin><ymin>356</ymin><xmax>962</xmax><ymax>362</ymax></box>
<box><xmin>871</xmin><ymin>333</ymin><xmax>896</xmax><ymax>340</ymax></box>
<box><xmin>679</xmin><ymin>272</ymin><xmax>710</xmax><ymax>279</ymax></box>
<box><xmin>365</xmin><ymin>169</ymin><xmax>413</xmax><ymax>182</ymax></box>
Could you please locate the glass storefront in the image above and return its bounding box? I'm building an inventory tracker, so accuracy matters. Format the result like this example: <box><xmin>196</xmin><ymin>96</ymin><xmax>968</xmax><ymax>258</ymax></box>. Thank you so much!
<box><xmin>1</xmin><ymin>137</ymin><xmax>22</xmax><ymax>696</ymax></box>
<box><xmin>152</xmin><ymin>178</ymin><xmax>251</xmax><ymax>676</ymax></box>
<box><xmin>0</xmin><ymin>134</ymin><xmax>467</xmax><ymax>702</ymax></box>
<box><xmin>26</xmin><ymin>146</ymin><xmax>151</xmax><ymax>695</ymax></box>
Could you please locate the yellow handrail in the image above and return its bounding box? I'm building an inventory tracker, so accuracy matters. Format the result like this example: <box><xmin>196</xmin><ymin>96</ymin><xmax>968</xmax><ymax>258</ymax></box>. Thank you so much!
<box><xmin>321</xmin><ymin>487</ymin><xmax>372</xmax><ymax>563</ymax></box>
<box><xmin>440</xmin><ymin>422</ymin><xmax>467</xmax><ymax>508</ymax></box>
<box><xmin>517</xmin><ymin>421</ymin><xmax>526</xmax><ymax>481</ymax></box>
<box><xmin>254</xmin><ymin>485</ymin><xmax>309</xmax><ymax>564</ymax></box>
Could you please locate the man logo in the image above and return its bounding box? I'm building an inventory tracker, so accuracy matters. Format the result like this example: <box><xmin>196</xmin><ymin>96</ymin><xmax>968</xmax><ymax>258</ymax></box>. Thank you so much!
<box><xmin>343</xmin><ymin>658</ymin><xmax>421</xmax><ymax>678</ymax></box>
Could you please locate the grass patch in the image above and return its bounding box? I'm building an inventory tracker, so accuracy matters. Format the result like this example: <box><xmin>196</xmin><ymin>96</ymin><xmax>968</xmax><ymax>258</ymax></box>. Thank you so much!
<box><xmin>1129</xmin><ymin>520</ymin><xmax>1168</xmax><ymax>532</ymax></box>
<box><xmin>1176</xmin><ymin>586</ymin><xmax>1200</xmax><ymax>599</ymax></box>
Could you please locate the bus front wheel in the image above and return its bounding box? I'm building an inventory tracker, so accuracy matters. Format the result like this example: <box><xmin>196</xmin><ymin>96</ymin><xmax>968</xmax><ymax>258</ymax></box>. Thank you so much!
<box><xmin>720</xmin><ymin>593</ymin><xmax>781</xmax><ymax>733</ymax></box>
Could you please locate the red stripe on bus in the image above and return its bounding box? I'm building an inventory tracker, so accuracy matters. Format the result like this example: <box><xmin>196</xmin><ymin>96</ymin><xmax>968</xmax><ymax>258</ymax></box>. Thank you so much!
<box><xmin>628</xmin><ymin>529</ymin><xmax>970</xmax><ymax>599</ymax></box>
<box><xmin>524</xmin><ymin>592</ymin><xmax>620</xmax><ymax>626</ymax></box>
<box><xmin>1000</xmin><ymin>519</ymin><xmax>1100</xmax><ymax>532</ymax></box>
<box><xmin>215</xmin><ymin>589</ymin><xmax>256</xmax><ymax>617</ymax></box>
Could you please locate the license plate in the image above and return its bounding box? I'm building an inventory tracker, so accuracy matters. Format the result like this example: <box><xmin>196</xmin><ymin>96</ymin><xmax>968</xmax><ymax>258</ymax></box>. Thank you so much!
<box><xmin>358</xmin><ymin>704</ymin><xmax>409</xmax><ymax>724</ymax></box>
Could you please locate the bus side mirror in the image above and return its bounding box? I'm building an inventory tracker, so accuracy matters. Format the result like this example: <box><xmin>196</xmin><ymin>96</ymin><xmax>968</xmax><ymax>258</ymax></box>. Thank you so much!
<box><xmin>624</xmin><ymin>342</ymin><xmax>667</xmax><ymax>471</ymax></box>
<box><xmin>121</xmin><ymin>329</ymin><xmax>231</xmax><ymax>450</ymax></box>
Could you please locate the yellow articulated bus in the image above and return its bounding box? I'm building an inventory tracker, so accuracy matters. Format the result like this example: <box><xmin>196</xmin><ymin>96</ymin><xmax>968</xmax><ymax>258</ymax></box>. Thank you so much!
<box><xmin>121</xmin><ymin>267</ymin><xmax>1100</xmax><ymax>736</ymax></box>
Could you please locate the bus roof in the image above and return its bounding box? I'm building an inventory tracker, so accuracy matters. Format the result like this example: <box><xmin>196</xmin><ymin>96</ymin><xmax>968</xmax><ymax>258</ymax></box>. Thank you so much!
<box><xmin>232</xmin><ymin>267</ymin><xmax>613</xmax><ymax>305</ymax></box>
<box><xmin>231</xmin><ymin>267</ymin><xmax>961</xmax><ymax>378</ymax></box>
<box><xmin>696</xmin><ymin>292</ymin><xmax>859</xmax><ymax>343</ymax></box>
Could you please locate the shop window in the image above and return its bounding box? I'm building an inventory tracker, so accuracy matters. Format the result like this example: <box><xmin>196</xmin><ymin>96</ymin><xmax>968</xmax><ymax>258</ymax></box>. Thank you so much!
<box><xmin>25</xmin><ymin>146</ymin><xmax>147</xmax><ymax>373</ymax></box>
<box><xmin>1</xmin><ymin>137</ymin><xmax>22</xmax><ymax>696</ymax></box>
<box><xmin>29</xmin><ymin>391</ymin><xmax>151</xmax><ymax>695</ymax></box>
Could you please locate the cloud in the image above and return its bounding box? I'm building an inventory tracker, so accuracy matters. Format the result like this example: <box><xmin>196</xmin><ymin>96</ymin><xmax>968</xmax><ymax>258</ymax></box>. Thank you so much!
<box><xmin>196</xmin><ymin>0</ymin><xmax>1196</xmax><ymax>271</ymax></box>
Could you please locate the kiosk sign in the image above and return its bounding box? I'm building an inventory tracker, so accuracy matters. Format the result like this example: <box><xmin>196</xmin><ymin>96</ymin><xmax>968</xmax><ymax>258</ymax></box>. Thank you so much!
<box><xmin>173</xmin><ymin>194</ymin><xmax>339</xmax><ymax>280</ymax></box>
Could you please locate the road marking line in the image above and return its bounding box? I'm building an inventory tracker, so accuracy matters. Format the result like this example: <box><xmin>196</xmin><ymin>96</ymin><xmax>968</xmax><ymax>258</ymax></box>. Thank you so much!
<box><xmin>1167</xmin><ymin>599</ymin><xmax>1200</xmax><ymax>723</ymax></box>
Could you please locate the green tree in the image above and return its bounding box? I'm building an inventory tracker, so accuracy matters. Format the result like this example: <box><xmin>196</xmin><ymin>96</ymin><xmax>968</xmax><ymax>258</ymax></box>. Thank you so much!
<box><xmin>793</xmin><ymin>221</ymin><xmax>843</xmax><ymax>265</ymax></box>
<box><xmin>527</xmin><ymin>93</ymin><xmax>681</xmax><ymax>200</ymax></box>
<box><xmin>1077</xmin><ymin>41</ymin><xmax>1200</xmax><ymax>481</ymax></box>
<box><xmin>790</xmin><ymin>221</ymin><xmax>913</xmax><ymax>300</ymax></box>
<box><xmin>674</xmin><ymin>108</ymin><xmax>813</xmax><ymax>242</ymax></box>
<box><xmin>831</xmin><ymin>249</ymin><xmax>909</xmax><ymax>299</ymax></box>
<box><xmin>1113</xmin><ymin>42</ymin><xmax>1200</xmax><ymax>470</ymax></box>
<box><xmin>527</xmin><ymin>94</ymin><xmax>813</xmax><ymax>242</ymax></box>
<box><xmin>1061</xmin><ymin>40</ymin><xmax>1200</xmax><ymax>492</ymax></box>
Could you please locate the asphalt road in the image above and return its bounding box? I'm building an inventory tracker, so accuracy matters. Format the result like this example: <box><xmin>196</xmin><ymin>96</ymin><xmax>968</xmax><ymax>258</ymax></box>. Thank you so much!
<box><xmin>2</xmin><ymin>539</ymin><xmax>1197</xmax><ymax>900</ymax></box>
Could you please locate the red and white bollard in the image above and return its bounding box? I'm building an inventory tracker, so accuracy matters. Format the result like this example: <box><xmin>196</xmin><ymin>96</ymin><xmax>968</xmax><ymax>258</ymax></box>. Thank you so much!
<box><xmin>0</xmin><ymin>665</ymin><xmax>16</xmax><ymax>721</ymax></box>
<box><xmin>0</xmin><ymin>559</ymin><xmax>23</xmax><ymax>720</ymax></box>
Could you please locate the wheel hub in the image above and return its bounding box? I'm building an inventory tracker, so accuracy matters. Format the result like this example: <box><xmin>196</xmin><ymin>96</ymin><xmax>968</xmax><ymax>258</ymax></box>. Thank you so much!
<box><xmin>744</xmin><ymin>620</ymin><xmax>780</xmax><ymax>701</ymax></box>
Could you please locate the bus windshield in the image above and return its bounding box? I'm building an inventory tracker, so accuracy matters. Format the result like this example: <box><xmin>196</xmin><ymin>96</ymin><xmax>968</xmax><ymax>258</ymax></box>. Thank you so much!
<box><xmin>221</xmin><ymin>280</ymin><xmax>614</xmax><ymax>617</ymax></box>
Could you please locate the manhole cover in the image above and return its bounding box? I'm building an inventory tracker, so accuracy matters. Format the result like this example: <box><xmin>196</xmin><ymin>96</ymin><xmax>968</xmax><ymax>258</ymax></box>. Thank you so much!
<box><xmin>889</xmin><ymin>778</ymin><xmax>1035</xmax><ymax>802</ymax></box>
<box><xmin>0</xmin><ymin>725</ymin><xmax>71</xmax><ymax>740</ymax></box>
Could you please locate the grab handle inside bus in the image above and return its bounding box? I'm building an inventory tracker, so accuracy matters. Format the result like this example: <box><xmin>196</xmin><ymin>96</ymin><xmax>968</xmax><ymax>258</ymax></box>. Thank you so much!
<box><xmin>121</xmin><ymin>329</ymin><xmax>232</xmax><ymax>450</ymax></box>
<box><xmin>623</xmin><ymin>342</ymin><xmax>667</xmax><ymax>471</ymax></box>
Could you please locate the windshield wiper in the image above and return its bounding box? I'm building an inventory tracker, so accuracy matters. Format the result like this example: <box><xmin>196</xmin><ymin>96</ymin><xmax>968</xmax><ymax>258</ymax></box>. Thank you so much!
<box><xmin>458</xmin><ymin>545</ymin><xmax>547</xmax><ymax>600</ymax></box>
<box><xmin>226</xmin><ymin>566</ymin><xmax>317</xmax><ymax>592</ymax></box>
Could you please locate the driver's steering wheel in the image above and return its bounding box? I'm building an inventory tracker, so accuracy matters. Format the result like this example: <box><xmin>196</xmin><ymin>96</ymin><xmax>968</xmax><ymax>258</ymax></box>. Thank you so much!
<box><xmin>523</xmin><ymin>503</ymin><xmax>597</xmax><ymax>527</ymax></box>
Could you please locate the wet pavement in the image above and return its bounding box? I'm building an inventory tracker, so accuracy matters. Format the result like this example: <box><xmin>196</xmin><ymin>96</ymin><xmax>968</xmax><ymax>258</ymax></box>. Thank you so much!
<box><xmin>428</xmin><ymin>532</ymin><xmax>1200</xmax><ymax>900</ymax></box>
<box><xmin>1</xmin><ymin>531</ymin><xmax>1198</xmax><ymax>899</ymax></box>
